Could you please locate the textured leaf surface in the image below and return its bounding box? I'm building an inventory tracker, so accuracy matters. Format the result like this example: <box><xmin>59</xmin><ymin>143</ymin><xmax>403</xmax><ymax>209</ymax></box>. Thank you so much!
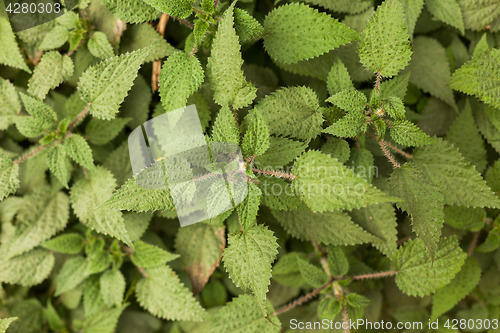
<box><xmin>88</xmin><ymin>32</ymin><xmax>115</xmax><ymax>59</ymax></box>
<box><xmin>449</xmin><ymin>48</ymin><xmax>500</xmax><ymax>109</ymax></box>
<box><xmin>323</xmin><ymin>109</ymin><xmax>367</xmax><ymax>138</ymax></box>
<box><xmin>327</xmin><ymin>89</ymin><xmax>367</xmax><ymax>113</ymax></box>
<box><xmin>0</xmin><ymin>78</ymin><xmax>21</xmax><ymax>130</ymax></box>
<box><xmin>292</xmin><ymin>151</ymin><xmax>394</xmax><ymax>211</ymax></box>
<box><xmin>0</xmin><ymin>249</ymin><xmax>54</xmax><ymax>286</ymax></box>
<box><xmin>135</xmin><ymin>265</ymin><xmax>205</xmax><ymax>321</ymax></box>
<box><xmin>28</xmin><ymin>52</ymin><xmax>73</xmax><ymax>100</ymax></box>
<box><xmin>159</xmin><ymin>52</ymin><xmax>204</xmax><ymax>112</ymax></box>
<box><xmin>393</xmin><ymin>237</ymin><xmax>467</xmax><ymax>296</ymax></box>
<box><xmin>120</xmin><ymin>23</ymin><xmax>176</xmax><ymax>62</ymax></box>
<box><xmin>425</xmin><ymin>0</ymin><xmax>464</xmax><ymax>33</ymax></box>
<box><xmin>273</xmin><ymin>209</ymin><xmax>377</xmax><ymax>246</ymax></box>
<box><xmin>141</xmin><ymin>0</ymin><xmax>192</xmax><ymax>19</ymax></box>
<box><xmin>0</xmin><ymin>17</ymin><xmax>30</xmax><ymax>72</ymax></box>
<box><xmin>242</xmin><ymin>112</ymin><xmax>270</xmax><ymax>157</ymax></box>
<box><xmin>208</xmin><ymin>4</ymin><xmax>256</xmax><ymax>109</ymax></box>
<box><xmin>297</xmin><ymin>258</ymin><xmax>328</xmax><ymax>287</ymax></box>
<box><xmin>78</xmin><ymin>47</ymin><xmax>150</xmax><ymax>119</ymax></box>
<box><xmin>413</xmin><ymin>139</ymin><xmax>500</xmax><ymax>208</ymax></box>
<box><xmin>390</xmin><ymin>120</ymin><xmax>432</xmax><ymax>147</ymax></box>
<box><xmin>431</xmin><ymin>257</ymin><xmax>481</xmax><ymax>320</ymax></box>
<box><xmin>212</xmin><ymin>105</ymin><xmax>240</xmax><ymax>145</ymax></box>
<box><xmin>64</xmin><ymin>134</ymin><xmax>94</xmax><ymax>169</ymax></box>
<box><xmin>71</xmin><ymin>167</ymin><xmax>132</xmax><ymax>246</ymax></box>
<box><xmin>16</xmin><ymin>93</ymin><xmax>57</xmax><ymax>138</ymax></box>
<box><xmin>42</xmin><ymin>233</ymin><xmax>84</xmax><ymax>254</ymax></box>
<box><xmin>358</xmin><ymin>0</ymin><xmax>412</xmax><ymax>77</ymax></box>
<box><xmin>255</xmin><ymin>136</ymin><xmax>307</xmax><ymax>168</ymax></box>
<box><xmin>0</xmin><ymin>317</ymin><xmax>17</xmax><ymax>333</ymax></box>
<box><xmin>0</xmin><ymin>154</ymin><xmax>19</xmax><ymax>201</ymax></box>
<box><xmin>46</xmin><ymin>145</ymin><xmax>70</xmax><ymax>187</ymax></box>
<box><xmin>304</xmin><ymin>0</ymin><xmax>372</xmax><ymax>14</ymax></box>
<box><xmin>327</xmin><ymin>58</ymin><xmax>353</xmax><ymax>95</ymax></box>
<box><xmin>99</xmin><ymin>0</ymin><xmax>158</xmax><ymax>23</ymax></box>
<box><xmin>458</xmin><ymin>0</ymin><xmax>500</xmax><ymax>30</ymax></box>
<box><xmin>400</xmin><ymin>0</ymin><xmax>424</xmax><ymax>36</ymax></box>
<box><xmin>100</xmin><ymin>269</ymin><xmax>126</xmax><ymax>307</ymax></box>
<box><xmin>131</xmin><ymin>240</ymin><xmax>179</xmax><ymax>268</ymax></box>
<box><xmin>263</xmin><ymin>3</ymin><xmax>357</xmax><ymax>64</ymax></box>
<box><xmin>222</xmin><ymin>224</ymin><xmax>278</xmax><ymax>301</ymax></box>
<box><xmin>55</xmin><ymin>256</ymin><xmax>88</xmax><ymax>296</ymax></box>
<box><xmin>251</xmin><ymin>87</ymin><xmax>323</xmax><ymax>141</ymax></box>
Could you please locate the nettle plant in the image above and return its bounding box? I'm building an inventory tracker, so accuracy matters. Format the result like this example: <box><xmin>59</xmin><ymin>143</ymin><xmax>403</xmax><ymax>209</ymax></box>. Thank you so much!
<box><xmin>1</xmin><ymin>0</ymin><xmax>500</xmax><ymax>332</ymax></box>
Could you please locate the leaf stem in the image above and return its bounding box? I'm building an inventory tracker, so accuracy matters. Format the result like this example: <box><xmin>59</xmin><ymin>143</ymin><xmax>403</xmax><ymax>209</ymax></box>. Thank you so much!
<box><xmin>351</xmin><ymin>270</ymin><xmax>398</xmax><ymax>280</ymax></box>
<box><xmin>375</xmin><ymin>70</ymin><xmax>382</xmax><ymax>95</ymax></box>
<box><xmin>366</xmin><ymin>132</ymin><xmax>413</xmax><ymax>159</ymax></box>
<box><xmin>251</xmin><ymin>168</ymin><xmax>297</xmax><ymax>180</ymax></box>
<box><xmin>467</xmin><ymin>231</ymin><xmax>480</xmax><ymax>256</ymax></box>
<box><xmin>174</xmin><ymin>17</ymin><xmax>194</xmax><ymax>29</ymax></box>
<box><xmin>379</xmin><ymin>139</ymin><xmax>401</xmax><ymax>169</ymax></box>
<box><xmin>13</xmin><ymin>144</ymin><xmax>50</xmax><ymax>165</ymax></box>
<box><xmin>67</xmin><ymin>103</ymin><xmax>91</xmax><ymax>132</ymax></box>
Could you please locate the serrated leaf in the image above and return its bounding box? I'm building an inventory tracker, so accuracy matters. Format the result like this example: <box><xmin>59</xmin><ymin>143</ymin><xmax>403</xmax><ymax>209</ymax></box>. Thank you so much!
<box><xmin>327</xmin><ymin>58</ymin><xmax>353</xmax><ymax>95</ymax></box>
<box><xmin>81</xmin><ymin>306</ymin><xmax>123</xmax><ymax>333</ymax></box>
<box><xmin>413</xmin><ymin>139</ymin><xmax>500</xmax><ymax>208</ymax></box>
<box><xmin>141</xmin><ymin>0</ymin><xmax>192</xmax><ymax>19</ymax></box>
<box><xmin>222</xmin><ymin>224</ymin><xmax>278</xmax><ymax>301</ymax></box>
<box><xmin>103</xmin><ymin>177</ymin><xmax>175</xmax><ymax>212</ymax></box>
<box><xmin>425</xmin><ymin>0</ymin><xmax>464</xmax><ymax>33</ymax></box>
<box><xmin>390</xmin><ymin>120</ymin><xmax>432</xmax><ymax>147</ymax></box>
<box><xmin>251</xmin><ymin>86</ymin><xmax>324</xmax><ymax>141</ymax></box>
<box><xmin>100</xmin><ymin>269</ymin><xmax>125</xmax><ymax>307</ymax></box>
<box><xmin>42</xmin><ymin>233</ymin><xmax>85</xmax><ymax>254</ymax></box>
<box><xmin>327</xmin><ymin>89</ymin><xmax>367</xmax><ymax>113</ymax></box>
<box><xmin>0</xmin><ymin>17</ymin><xmax>30</xmax><ymax>72</ymax></box>
<box><xmin>263</xmin><ymin>3</ymin><xmax>358</xmax><ymax>65</ymax></box>
<box><xmin>389</xmin><ymin>162</ymin><xmax>444</xmax><ymax>253</ymax></box>
<box><xmin>135</xmin><ymin>265</ymin><xmax>205</xmax><ymax>321</ymax></box>
<box><xmin>84</xmin><ymin>276</ymin><xmax>106</xmax><ymax>316</ymax></box>
<box><xmin>64</xmin><ymin>134</ymin><xmax>94</xmax><ymax>169</ymax></box>
<box><xmin>292</xmin><ymin>150</ymin><xmax>394</xmax><ymax>211</ymax></box>
<box><xmin>0</xmin><ymin>78</ymin><xmax>21</xmax><ymax>130</ymax></box>
<box><xmin>393</xmin><ymin>236</ymin><xmax>467</xmax><ymax>296</ymax></box>
<box><xmin>212</xmin><ymin>105</ymin><xmax>240</xmax><ymax>145</ymax></box>
<box><xmin>86</xmin><ymin>242</ymin><xmax>111</xmax><ymax>275</ymax></box>
<box><xmin>255</xmin><ymin>136</ymin><xmax>307</xmax><ymax>168</ymax></box>
<box><xmin>304</xmin><ymin>0</ymin><xmax>372</xmax><ymax>14</ymax></box>
<box><xmin>347</xmin><ymin>147</ymin><xmax>376</xmax><ymax>182</ymax></box>
<box><xmin>272</xmin><ymin>252</ymin><xmax>307</xmax><ymax>287</ymax></box>
<box><xmin>71</xmin><ymin>167</ymin><xmax>132</xmax><ymax>246</ymax></box>
<box><xmin>208</xmin><ymin>295</ymin><xmax>281</xmax><ymax>333</ymax></box>
<box><xmin>208</xmin><ymin>4</ymin><xmax>256</xmax><ymax>109</ymax></box>
<box><xmin>318</xmin><ymin>297</ymin><xmax>342</xmax><ymax>320</ymax></box>
<box><xmin>123</xmin><ymin>212</ymin><xmax>152</xmax><ymax>241</ymax></box>
<box><xmin>39</xmin><ymin>25</ymin><xmax>69</xmax><ymax>51</ymax></box>
<box><xmin>258</xmin><ymin>176</ymin><xmax>303</xmax><ymax>211</ymax></box>
<box><xmin>0</xmin><ymin>188</ymin><xmax>69</xmax><ymax>259</ymax></box>
<box><xmin>55</xmin><ymin>256</ymin><xmax>88</xmax><ymax>296</ymax></box>
<box><xmin>78</xmin><ymin>47</ymin><xmax>151</xmax><ymax>120</ymax></box>
<box><xmin>237</xmin><ymin>182</ymin><xmax>262</xmax><ymax>230</ymax></box>
<box><xmin>321</xmin><ymin>139</ymin><xmax>351</xmax><ymax>163</ymax></box>
<box><xmin>431</xmin><ymin>257</ymin><xmax>481</xmax><ymax>320</ymax></box>
<box><xmin>327</xmin><ymin>246</ymin><xmax>349</xmax><ymax>276</ymax></box>
<box><xmin>234</xmin><ymin>8</ymin><xmax>264</xmax><ymax>43</ymax></box>
<box><xmin>0</xmin><ymin>317</ymin><xmax>17</xmax><ymax>333</ymax></box>
<box><xmin>120</xmin><ymin>24</ymin><xmax>176</xmax><ymax>63</ymax></box>
<box><xmin>85</xmin><ymin>117</ymin><xmax>131</xmax><ymax>145</ymax></box>
<box><xmin>444</xmin><ymin>206</ymin><xmax>485</xmax><ymax>231</ymax></box>
<box><xmin>99</xmin><ymin>0</ymin><xmax>158</xmax><ymax>23</ymax></box>
<box><xmin>16</xmin><ymin>93</ymin><xmax>57</xmax><ymax>138</ymax></box>
<box><xmin>159</xmin><ymin>52</ymin><xmax>204</xmax><ymax>112</ymax></box>
<box><xmin>382</xmin><ymin>97</ymin><xmax>406</xmax><ymax>120</ymax></box>
<box><xmin>458</xmin><ymin>0</ymin><xmax>500</xmax><ymax>31</ymax></box>
<box><xmin>273</xmin><ymin>209</ymin><xmax>377</xmax><ymax>245</ymax></box>
<box><xmin>400</xmin><ymin>0</ymin><xmax>424</xmax><ymax>37</ymax></box>
<box><xmin>131</xmin><ymin>240</ymin><xmax>179</xmax><ymax>268</ymax></box>
<box><xmin>0</xmin><ymin>154</ymin><xmax>19</xmax><ymax>201</ymax></box>
<box><xmin>380</xmin><ymin>72</ymin><xmax>411</xmax><ymax>100</ymax></box>
<box><xmin>297</xmin><ymin>258</ymin><xmax>328</xmax><ymax>288</ymax></box>
<box><xmin>242</xmin><ymin>112</ymin><xmax>270</xmax><ymax>157</ymax></box>
<box><xmin>88</xmin><ymin>31</ymin><xmax>115</xmax><ymax>59</ymax></box>
<box><xmin>28</xmin><ymin>52</ymin><xmax>73</xmax><ymax>100</ymax></box>
<box><xmin>449</xmin><ymin>48</ymin><xmax>500</xmax><ymax>109</ymax></box>
<box><xmin>409</xmin><ymin>37</ymin><xmax>456</xmax><ymax>108</ymax></box>
<box><xmin>358</xmin><ymin>0</ymin><xmax>412</xmax><ymax>77</ymax></box>
<box><xmin>0</xmin><ymin>248</ymin><xmax>54</xmax><ymax>286</ymax></box>
<box><xmin>323</xmin><ymin>110</ymin><xmax>367</xmax><ymax>138</ymax></box>
<box><xmin>46</xmin><ymin>145</ymin><xmax>70</xmax><ymax>188</ymax></box>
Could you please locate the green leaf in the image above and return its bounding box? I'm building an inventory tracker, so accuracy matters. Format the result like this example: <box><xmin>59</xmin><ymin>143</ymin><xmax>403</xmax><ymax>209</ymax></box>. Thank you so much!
<box><xmin>175</xmin><ymin>223</ymin><xmax>225</xmax><ymax>294</ymax></box>
<box><xmin>272</xmin><ymin>252</ymin><xmax>307</xmax><ymax>287</ymax></box>
<box><xmin>347</xmin><ymin>147</ymin><xmax>376</xmax><ymax>181</ymax></box>
<box><xmin>141</xmin><ymin>0</ymin><xmax>192</xmax><ymax>19</ymax></box>
<box><xmin>425</xmin><ymin>0</ymin><xmax>464</xmax><ymax>34</ymax></box>
<box><xmin>42</xmin><ymin>233</ymin><xmax>85</xmax><ymax>254</ymax></box>
<box><xmin>78</xmin><ymin>47</ymin><xmax>151</xmax><ymax>120</ymax></box>
<box><xmin>88</xmin><ymin>31</ymin><xmax>115</xmax><ymax>59</ymax></box>
<box><xmin>120</xmin><ymin>23</ymin><xmax>176</xmax><ymax>63</ymax></box>
<box><xmin>327</xmin><ymin>246</ymin><xmax>349</xmax><ymax>276</ymax></box>
<box><xmin>39</xmin><ymin>25</ymin><xmax>69</xmax><ymax>51</ymax></box>
<box><xmin>208</xmin><ymin>295</ymin><xmax>281</xmax><ymax>333</ymax></box>
<box><xmin>358</xmin><ymin>0</ymin><xmax>412</xmax><ymax>77</ymax></box>
<box><xmin>0</xmin><ymin>154</ymin><xmax>19</xmax><ymax>201</ymax></box>
<box><xmin>123</xmin><ymin>212</ymin><xmax>152</xmax><ymax>241</ymax></box>
<box><xmin>327</xmin><ymin>89</ymin><xmax>367</xmax><ymax>113</ymax></box>
<box><xmin>431</xmin><ymin>257</ymin><xmax>481</xmax><ymax>320</ymax></box>
<box><xmin>84</xmin><ymin>276</ymin><xmax>106</xmax><ymax>316</ymax></box>
<box><xmin>0</xmin><ymin>17</ymin><xmax>30</xmax><ymax>72</ymax></box>
<box><xmin>100</xmin><ymin>269</ymin><xmax>126</xmax><ymax>307</ymax></box>
<box><xmin>321</xmin><ymin>139</ymin><xmax>351</xmax><ymax>163</ymax></box>
<box><xmin>99</xmin><ymin>0</ymin><xmax>158</xmax><ymax>23</ymax></box>
<box><xmin>449</xmin><ymin>48</ymin><xmax>500</xmax><ymax>109</ymax></box>
<box><xmin>458</xmin><ymin>0</ymin><xmax>500</xmax><ymax>31</ymax></box>
<box><xmin>135</xmin><ymin>265</ymin><xmax>205</xmax><ymax>321</ymax></box>
<box><xmin>318</xmin><ymin>297</ymin><xmax>342</xmax><ymax>320</ymax></box>
<box><xmin>222</xmin><ymin>224</ymin><xmax>278</xmax><ymax>301</ymax></box>
<box><xmin>208</xmin><ymin>3</ymin><xmax>256</xmax><ymax>109</ymax></box>
<box><xmin>273</xmin><ymin>208</ymin><xmax>378</xmax><ymax>247</ymax></box>
<box><xmin>242</xmin><ymin>112</ymin><xmax>270</xmax><ymax>157</ymax></box>
<box><xmin>254</xmin><ymin>136</ymin><xmax>307</xmax><ymax>168</ymax></box>
<box><xmin>393</xmin><ymin>236</ymin><xmax>467</xmax><ymax>297</ymax></box>
<box><xmin>159</xmin><ymin>52</ymin><xmax>204</xmax><ymax>112</ymax></box>
<box><xmin>0</xmin><ymin>78</ymin><xmax>21</xmax><ymax>130</ymax></box>
<box><xmin>389</xmin><ymin>162</ymin><xmax>444</xmax><ymax>253</ymax></box>
<box><xmin>28</xmin><ymin>52</ymin><xmax>73</xmax><ymax>100</ymax></box>
<box><xmin>346</xmin><ymin>293</ymin><xmax>371</xmax><ymax>308</ymax></box>
<box><xmin>234</xmin><ymin>8</ymin><xmax>264</xmax><ymax>43</ymax></box>
<box><xmin>323</xmin><ymin>110</ymin><xmax>367</xmax><ymax>138</ymax></box>
<box><xmin>292</xmin><ymin>150</ymin><xmax>394</xmax><ymax>211</ymax></box>
<box><xmin>212</xmin><ymin>105</ymin><xmax>240</xmax><ymax>145</ymax></box>
<box><xmin>304</xmin><ymin>0</ymin><xmax>372</xmax><ymax>14</ymax></box>
<box><xmin>400</xmin><ymin>0</ymin><xmax>424</xmax><ymax>36</ymax></box>
<box><xmin>251</xmin><ymin>86</ymin><xmax>324</xmax><ymax>141</ymax></box>
<box><xmin>379</xmin><ymin>72</ymin><xmax>411</xmax><ymax>100</ymax></box>
<box><xmin>0</xmin><ymin>188</ymin><xmax>69</xmax><ymax>259</ymax></box>
<box><xmin>327</xmin><ymin>58</ymin><xmax>354</xmax><ymax>95</ymax></box>
<box><xmin>351</xmin><ymin>203</ymin><xmax>398</xmax><ymax>259</ymax></box>
<box><xmin>85</xmin><ymin>241</ymin><xmax>111</xmax><ymax>275</ymax></box>
<box><xmin>444</xmin><ymin>206</ymin><xmax>485</xmax><ymax>231</ymax></box>
<box><xmin>46</xmin><ymin>145</ymin><xmax>70</xmax><ymax>188</ymax></box>
<box><xmin>64</xmin><ymin>134</ymin><xmax>94</xmax><ymax>169</ymax></box>
<box><xmin>103</xmin><ymin>177</ymin><xmax>175</xmax><ymax>212</ymax></box>
<box><xmin>0</xmin><ymin>248</ymin><xmax>54</xmax><ymax>286</ymax></box>
<box><xmin>0</xmin><ymin>317</ymin><xmax>17</xmax><ymax>333</ymax></box>
<box><xmin>85</xmin><ymin>117</ymin><xmax>131</xmax><ymax>145</ymax></box>
<box><xmin>390</xmin><ymin>120</ymin><xmax>432</xmax><ymax>147</ymax></box>
<box><xmin>71</xmin><ymin>167</ymin><xmax>132</xmax><ymax>246</ymax></box>
<box><xmin>16</xmin><ymin>93</ymin><xmax>57</xmax><ymax>138</ymax></box>
<box><xmin>409</xmin><ymin>37</ymin><xmax>456</xmax><ymax>108</ymax></box>
<box><xmin>382</xmin><ymin>96</ymin><xmax>406</xmax><ymax>120</ymax></box>
<box><xmin>131</xmin><ymin>240</ymin><xmax>179</xmax><ymax>268</ymax></box>
<box><xmin>258</xmin><ymin>176</ymin><xmax>303</xmax><ymax>211</ymax></box>
<box><xmin>413</xmin><ymin>139</ymin><xmax>500</xmax><ymax>208</ymax></box>
<box><xmin>297</xmin><ymin>258</ymin><xmax>328</xmax><ymax>288</ymax></box>
<box><xmin>81</xmin><ymin>306</ymin><xmax>123</xmax><ymax>333</ymax></box>
<box><xmin>237</xmin><ymin>182</ymin><xmax>262</xmax><ymax>231</ymax></box>
<box><xmin>263</xmin><ymin>3</ymin><xmax>358</xmax><ymax>64</ymax></box>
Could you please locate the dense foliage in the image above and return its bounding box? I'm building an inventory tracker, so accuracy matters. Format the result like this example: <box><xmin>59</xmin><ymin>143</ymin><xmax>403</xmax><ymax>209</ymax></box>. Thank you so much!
<box><xmin>1</xmin><ymin>0</ymin><xmax>500</xmax><ymax>332</ymax></box>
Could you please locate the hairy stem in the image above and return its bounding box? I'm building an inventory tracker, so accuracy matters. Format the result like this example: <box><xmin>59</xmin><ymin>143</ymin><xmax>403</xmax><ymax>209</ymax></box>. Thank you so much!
<box><xmin>13</xmin><ymin>144</ymin><xmax>50</xmax><ymax>165</ymax></box>
<box><xmin>375</xmin><ymin>70</ymin><xmax>382</xmax><ymax>95</ymax></box>
<box><xmin>366</xmin><ymin>132</ymin><xmax>413</xmax><ymax>159</ymax></box>
<box><xmin>351</xmin><ymin>270</ymin><xmax>398</xmax><ymax>280</ymax></box>
<box><xmin>251</xmin><ymin>168</ymin><xmax>297</xmax><ymax>180</ymax></box>
<box><xmin>467</xmin><ymin>231</ymin><xmax>480</xmax><ymax>256</ymax></box>
<box><xmin>67</xmin><ymin>103</ymin><xmax>91</xmax><ymax>132</ymax></box>
<box><xmin>174</xmin><ymin>17</ymin><xmax>194</xmax><ymax>29</ymax></box>
<box><xmin>379</xmin><ymin>140</ymin><xmax>401</xmax><ymax>169</ymax></box>
<box><xmin>273</xmin><ymin>277</ymin><xmax>333</xmax><ymax>315</ymax></box>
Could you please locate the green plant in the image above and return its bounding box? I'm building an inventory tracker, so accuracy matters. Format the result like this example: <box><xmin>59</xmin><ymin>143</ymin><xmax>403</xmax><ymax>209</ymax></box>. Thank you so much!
<box><xmin>1</xmin><ymin>0</ymin><xmax>500</xmax><ymax>332</ymax></box>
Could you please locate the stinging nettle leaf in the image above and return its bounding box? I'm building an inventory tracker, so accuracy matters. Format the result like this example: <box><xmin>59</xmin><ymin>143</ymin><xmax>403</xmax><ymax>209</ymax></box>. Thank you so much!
<box><xmin>242</xmin><ymin>112</ymin><xmax>270</xmax><ymax>158</ymax></box>
<box><xmin>0</xmin><ymin>153</ymin><xmax>19</xmax><ymax>201</ymax></box>
<box><xmin>0</xmin><ymin>78</ymin><xmax>21</xmax><ymax>130</ymax></box>
<box><xmin>326</xmin><ymin>89</ymin><xmax>367</xmax><ymax>113</ymax></box>
<box><xmin>263</xmin><ymin>3</ymin><xmax>358</xmax><ymax>65</ymax></box>
<box><xmin>46</xmin><ymin>145</ymin><xmax>70</xmax><ymax>188</ymax></box>
<box><xmin>358</xmin><ymin>0</ymin><xmax>412</xmax><ymax>77</ymax></box>
<box><xmin>425</xmin><ymin>0</ymin><xmax>465</xmax><ymax>34</ymax></box>
<box><xmin>42</xmin><ymin>233</ymin><xmax>85</xmax><ymax>254</ymax></box>
<box><xmin>16</xmin><ymin>93</ymin><xmax>57</xmax><ymax>138</ymax></box>
<box><xmin>458</xmin><ymin>0</ymin><xmax>500</xmax><ymax>31</ymax></box>
<box><xmin>100</xmin><ymin>269</ymin><xmax>126</xmax><ymax>307</ymax></box>
<box><xmin>0</xmin><ymin>17</ymin><xmax>30</xmax><ymax>72</ymax></box>
<box><xmin>99</xmin><ymin>0</ymin><xmax>159</xmax><ymax>23</ymax></box>
<box><xmin>327</xmin><ymin>57</ymin><xmax>354</xmax><ymax>96</ymax></box>
<box><xmin>131</xmin><ymin>240</ymin><xmax>179</xmax><ymax>268</ymax></box>
<box><xmin>28</xmin><ymin>52</ymin><xmax>73</xmax><ymax>100</ymax></box>
<box><xmin>0</xmin><ymin>248</ymin><xmax>54</xmax><ymax>287</ymax></box>
<box><xmin>88</xmin><ymin>31</ymin><xmax>115</xmax><ymax>59</ymax></box>
<box><xmin>390</xmin><ymin>120</ymin><xmax>433</xmax><ymax>147</ymax></box>
<box><xmin>64</xmin><ymin>134</ymin><xmax>94</xmax><ymax>169</ymax></box>
<box><xmin>78</xmin><ymin>47</ymin><xmax>151</xmax><ymax>120</ymax></box>
<box><xmin>141</xmin><ymin>0</ymin><xmax>193</xmax><ymax>19</ymax></box>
